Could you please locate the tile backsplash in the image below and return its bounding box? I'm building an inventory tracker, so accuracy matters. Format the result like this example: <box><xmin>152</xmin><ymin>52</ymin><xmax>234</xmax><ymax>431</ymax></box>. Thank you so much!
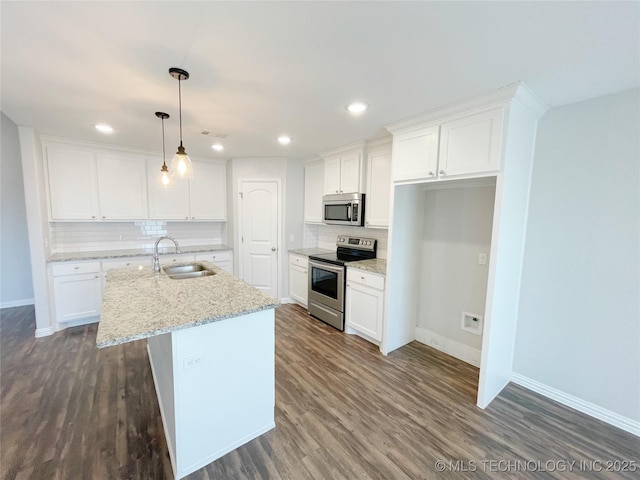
<box><xmin>304</xmin><ymin>224</ymin><xmax>389</xmax><ymax>259</ymax></box>
<box><xmin>50</xmin><ymin>221</ymin><xmax>224</xmax><ymax>253</ymax></box>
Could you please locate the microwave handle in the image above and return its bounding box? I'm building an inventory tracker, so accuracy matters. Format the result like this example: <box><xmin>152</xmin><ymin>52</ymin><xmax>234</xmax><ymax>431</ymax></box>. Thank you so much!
<box><xmin>346</xmin><ymin>203</ymin><xmax>351</xmax><ymax>220</ymax></box>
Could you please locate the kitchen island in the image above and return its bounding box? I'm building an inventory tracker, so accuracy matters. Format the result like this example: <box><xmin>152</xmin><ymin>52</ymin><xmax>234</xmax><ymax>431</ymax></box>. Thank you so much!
<box><xmin>96</xmin><ymin>262</ymin><xmax>279</xmax><ymax>479</ymax></box>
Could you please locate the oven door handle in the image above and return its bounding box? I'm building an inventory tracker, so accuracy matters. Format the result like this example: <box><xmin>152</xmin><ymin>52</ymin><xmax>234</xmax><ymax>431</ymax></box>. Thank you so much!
<box><xmin>309</xmin><ymin>260</ymin><xmax>344</xmax><ymax>274</ymax></box>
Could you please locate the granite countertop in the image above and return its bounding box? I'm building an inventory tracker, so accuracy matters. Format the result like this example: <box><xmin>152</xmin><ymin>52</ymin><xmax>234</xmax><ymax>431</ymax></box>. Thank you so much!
<box><xmin>288</xmin><ymin>247</ymin><xmax>334</xmax><ymax>257</ymax></box>
<box><xmin>96</xmin><ymin>261</ymin><xmax>279</xmax><ymax>348</ymax></box>
<box><xmin>348</xmin><ymin>258</ymin><xmax>387</xmax><ymax>276</ymax></box>
<box><xmin>48</xmin><ymin>244</ymin><xmax>232</xmax><ymax>262</ymax></box>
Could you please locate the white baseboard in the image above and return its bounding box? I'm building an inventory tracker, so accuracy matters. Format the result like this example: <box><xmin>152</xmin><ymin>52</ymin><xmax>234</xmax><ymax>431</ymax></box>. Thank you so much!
<box><xmin>280</xmin><ymin>297</ymin><xmax>295</xmax><ymax>304</ymax></box>
<box><xmin>511</xmin><ymin>373</ymin><xmax>640</xmax><ymax>437</ymax></box>
<box><xmin>415</xmin><ymin>327</ymin><xmax>481</xmax><ymax>367</ymax></box>
<box><xmin>35</xmin><ymin>326</ymin><xmax>55</xmax><ymax>338</ymax></box>
<box><xmin>0</xmin><ymin>298</ymin><xmax>35</xmax><ymax>309</ymax></box>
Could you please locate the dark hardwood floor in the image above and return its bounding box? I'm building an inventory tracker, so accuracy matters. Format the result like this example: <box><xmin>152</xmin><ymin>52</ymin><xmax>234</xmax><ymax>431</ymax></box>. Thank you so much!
<box><xmin>1</xmin><ymin>304</ymin><xmax>638</xmax><ymax>479</ymax></box>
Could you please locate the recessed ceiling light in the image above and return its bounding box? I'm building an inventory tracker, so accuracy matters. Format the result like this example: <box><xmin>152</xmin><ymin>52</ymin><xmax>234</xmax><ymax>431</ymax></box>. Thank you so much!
<box><xmin>278</xmin><ymin>135</ymin><xmax>292</xmax><ymax>145</ymax></box>
<box><xmin>94</xmin><ymin>123</ymin><xmax>114</xmax><ymax>133</ymax></box>
<box><xmin>211</xmin><ymin>143</ymin><xmax>224</xmax><ymax>152</ymax></box>
<box><xmin>346</xmin><ymin>102</ymin><xmax>368</xmax><ymax>114</ymax></box>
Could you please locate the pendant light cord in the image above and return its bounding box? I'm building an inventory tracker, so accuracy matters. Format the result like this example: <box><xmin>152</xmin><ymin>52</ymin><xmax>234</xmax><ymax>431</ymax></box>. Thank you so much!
<box><xmin>161</xmin><ymin>116</ymin><xmax>167</xmax><ymax>166</ymax></box>
<box><xmin>178</xmin><ymin>77</ymin><xmax>183</xmax><ymax>147</ymax></box>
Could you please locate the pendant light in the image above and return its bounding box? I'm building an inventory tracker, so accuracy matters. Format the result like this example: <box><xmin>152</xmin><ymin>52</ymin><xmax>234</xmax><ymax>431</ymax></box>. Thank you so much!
<box><xmin>168</xmin><ymin>67</ymin><xmax>193</xmax><ymax>179</ymax></box>
<box><xmin>155</xmin><ymin>111</ymin><xmax>171</xmax><ymax>187</ymax></box>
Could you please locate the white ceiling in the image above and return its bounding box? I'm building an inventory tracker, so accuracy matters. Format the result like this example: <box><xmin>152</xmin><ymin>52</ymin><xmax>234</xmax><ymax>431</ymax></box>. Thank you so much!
<box><xmin>1</xmin><ymin>1</ymin><xmax>638</xmax><ymax>160</ymax></box>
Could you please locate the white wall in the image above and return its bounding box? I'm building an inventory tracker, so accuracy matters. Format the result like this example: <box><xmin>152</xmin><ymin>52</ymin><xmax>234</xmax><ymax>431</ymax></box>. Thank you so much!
<box><xmin>417</xmin><ymin>186</ymin><xmax>495</xmax><ymax>353</ymax></box>
<box><xmin>514</xmin><ymin>89</ymin><xmax>640</xmax><ymax>423</ymax></box>
<box><xmin>304</xmin><ymin>224</ymin><xmax>389</xmax><ymax>259</ymax></box>
<box><xmin>230</xmin><ymin>157</ymin><xmax>303</xmax><ymax>300</ymax></box>
<box><xmin>0</xmin><ymin>112</ymin><xmax>34</xmax><ymax>307</ymax></box>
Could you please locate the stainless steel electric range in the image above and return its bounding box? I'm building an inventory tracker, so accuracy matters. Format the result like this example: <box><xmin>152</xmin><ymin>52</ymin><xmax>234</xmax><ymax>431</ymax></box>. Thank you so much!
<box><xmin>308</xmin><ymin>235</ymin><xmax>377</xmax><ymax>331</ymax></box>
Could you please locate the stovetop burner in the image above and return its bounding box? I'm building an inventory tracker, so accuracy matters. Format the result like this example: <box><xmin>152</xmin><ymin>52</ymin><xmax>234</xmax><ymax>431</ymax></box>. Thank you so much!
<box><xmin>308</xmin><ymin>235</ymin><xmax>377</xmax><ymax>266</ymax></box>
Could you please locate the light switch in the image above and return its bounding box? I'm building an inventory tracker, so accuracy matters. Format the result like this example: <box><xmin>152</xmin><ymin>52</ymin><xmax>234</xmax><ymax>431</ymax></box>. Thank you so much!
<box><xmin>478</xmin><ymin>253</ymin><xmax>487</xmax><ymax>265</ymax></box>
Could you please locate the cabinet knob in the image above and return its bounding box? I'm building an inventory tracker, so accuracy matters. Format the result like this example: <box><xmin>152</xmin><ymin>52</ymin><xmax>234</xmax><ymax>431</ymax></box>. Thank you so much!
<box><xmin>74</xmin><ymin>266</ymin><xmax>80</xmax><ymax>270</ymax></box>
<box><xmin>91</xmin><ymin>215</ymin><xmax>96</xmax><ymax>219</ymax></box>
<box><xmin>361</xmin><ymin>276</ymin><xmax>365</xmax><ymax>280</ymax></box>
<box><xmin>185</xmin><ymin>216</ymin><xmax>189</xmax><ymax>219</ymax></box>
<box><xmin>439</xmin><ymin>170</ymin><xmax>445</xmax><ymax>175</ymax></box>
<box><xmin>428</xmin><ymin>171</ymin><xmax>434</xmax><ymax>177</ymax></box>
<box><xmin>102</xmin><ymin>216</ymin><xmax>106</xmax><ymax>219</ymax></box>
<box><xmin>335</xmin><ymin>190</ymin><xmax>339</xmax><ymax>193</ymax></box>
<box><xmin>95</xmin><ymin>275</ymin><xmax>99</xmax><ymax>279</ymax></box>
<box><xmin>271</xmin><ymin>247</ymin><xmax>277</xmax><ymax>252</ymax></box>
<box><xmin>192</xmin><ymin>217</ymin><xmax>195</xmax><ymax>220</ymax></box>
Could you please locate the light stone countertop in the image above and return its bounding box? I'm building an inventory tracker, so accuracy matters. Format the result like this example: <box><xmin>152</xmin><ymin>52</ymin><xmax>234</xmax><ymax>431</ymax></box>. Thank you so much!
<box><xmin>96</xmin><ymin>261</ymin><xmax>279</xmax><ymax>348</ymax></box>
<box><xmin>48</xmin><ymin>244</ymin><xmax>232</xmax><ymax>263</ymax></box>
<box><xmin>288</xmin><ymin>247</ymin><xmax>335</xmax><ymax>257</ymax></box>
<box><xmin>347</xmin><ymin>258</ymin><xmax>387</xmax><ymax>276</ymax></box>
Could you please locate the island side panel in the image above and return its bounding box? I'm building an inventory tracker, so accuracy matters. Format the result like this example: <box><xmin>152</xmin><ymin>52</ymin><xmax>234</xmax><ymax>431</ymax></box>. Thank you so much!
<box><xmin>147</xmin><ymin>333</ymin><xmax>178</xmax><ymax>474</ymax></box>
<box><xmin>173</xmin><ymin>309</ymin><xmax>276</xmax><ymax>478</ymax></box>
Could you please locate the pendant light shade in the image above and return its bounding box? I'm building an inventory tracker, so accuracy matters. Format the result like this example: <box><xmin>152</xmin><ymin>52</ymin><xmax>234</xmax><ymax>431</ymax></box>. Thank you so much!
<box><xmin>155</xmin><ymin>111</ymin><xmax>172</xmax><ymax>187</ymax></box>
<box><xmin>168</xmin><ymin>67</ymin><xmax>193</xmax><ymax>179</ymax></box>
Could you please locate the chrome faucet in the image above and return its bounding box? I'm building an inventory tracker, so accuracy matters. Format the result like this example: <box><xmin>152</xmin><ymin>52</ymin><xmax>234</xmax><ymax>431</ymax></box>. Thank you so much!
<box><xmin>153</xmin><ymin>235</ymin><xmax>181</xmax><ymax>273</ymax></box>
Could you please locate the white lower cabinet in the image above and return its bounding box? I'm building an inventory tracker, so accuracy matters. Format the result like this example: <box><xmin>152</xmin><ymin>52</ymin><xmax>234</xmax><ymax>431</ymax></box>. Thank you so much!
<box><xmin>51</xmin><ymin>262</ymin><xmax>102</xmax><ymax>324</ymax></box>
<box><xmin>195</xmin><ymin>251</ymin><xmax>233</xmax><ymax>274</ymax></box>
<box><xmin>288</xmin><ymin>254</ymin><xmax>308</xmax><ymax>307</ymax></box>
<box><xmin>345</xmin><ymin>268</ymin><xmax>385</xmax><ymax>342</ymax></box>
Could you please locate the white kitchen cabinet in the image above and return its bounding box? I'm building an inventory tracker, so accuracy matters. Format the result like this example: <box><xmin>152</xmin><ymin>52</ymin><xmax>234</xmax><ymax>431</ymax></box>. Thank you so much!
<box><xmin>391</xmin><ymin>107</ymin><xmax>504</xmax><ymax>183</ymax></box>
<box><xmin>438</xmin><ymin>107</ymin><xmax>504</xmax><ymax>177</ymax></box>
<box><xmin>96</xmin><ymin>153</ymin><xmax>148</xmax><ymax>220</ymax></box>
<box><xmin>365</xmin><ymin>142</ymin><xmax>392</xmax><ymax>228</ymax></box>
<box><xmin>51</xmin><ymin>262</ymin><xmax>102</xmax><ymax>323</ymax></box>
<box><xmin>189</xmin><ymin>162</ymin><xmax>227</xmax><ymax>221</ymax></box>
<box><xmin>159</xmin><ymin>254</ymin><xmax>196</xmax><ymax>265</ymax></box>
<box><xmin>304</xmin><ymin>161</ymin><xmax>324</xmax><ymax>223</ymax></box>
<box><xmin>195</xmin><ymin>251</ymin><xmax>233</xmax><ymax>274</ymax></box>
<box><xmin>392</xmin><ymin>125</ymin><xmax>440</xmax><ymax>182</ymax></box>
<box><xmin>46</xmin><ymin>146</ymin><xmax>100</xmax><ymax>220</ymax></box>
<box><xmin>345</xmin><ymin>268</ymin><xmax>385</xmax><ymax>342</ymax></box>
<box><xmin>147</xmin><ymin>160</ymin><xmax>191</xmax><ymax>220</ymax></box>
<box><xmin>288</xmin><ymin>253</ymin><xmax>308</xmax><ymax>307</ymax></box>
<box><xmin>321</xmin><ymin>142</ymin><xmax>366</xmax><ymax>195</ymax></box>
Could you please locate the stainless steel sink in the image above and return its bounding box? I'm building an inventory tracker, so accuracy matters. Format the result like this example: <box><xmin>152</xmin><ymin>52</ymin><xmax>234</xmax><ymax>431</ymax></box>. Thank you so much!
<box><xmin>163</xmin><ymin>263</ymin><xmax>216</xmax><ymax>280</ymax></box>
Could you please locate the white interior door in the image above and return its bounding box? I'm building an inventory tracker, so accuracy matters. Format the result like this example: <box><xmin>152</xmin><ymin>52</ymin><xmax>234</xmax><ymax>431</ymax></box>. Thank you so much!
<box><xmin>239</xmin><ymin>181</ymin><xmax>279</xmax><ymax>298</ymax></box>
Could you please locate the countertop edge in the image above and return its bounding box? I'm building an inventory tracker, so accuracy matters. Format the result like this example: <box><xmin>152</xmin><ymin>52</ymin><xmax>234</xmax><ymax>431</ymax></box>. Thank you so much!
<box><xmin>96</xmin><ymin>302</ymin><xmax>280</xmax><ymax>349</ymax></box>
<box><xmin>48</xmin><ymin>244</ymin><xmax>232</xmax><ymax>263</ymax></box>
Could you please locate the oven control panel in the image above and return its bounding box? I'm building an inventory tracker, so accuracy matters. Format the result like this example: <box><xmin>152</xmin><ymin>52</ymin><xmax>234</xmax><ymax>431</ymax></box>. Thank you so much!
<box><xmin>336</xmin><ymin>235</ymin><xmax>376</xmax><ymax>251</ymax></box>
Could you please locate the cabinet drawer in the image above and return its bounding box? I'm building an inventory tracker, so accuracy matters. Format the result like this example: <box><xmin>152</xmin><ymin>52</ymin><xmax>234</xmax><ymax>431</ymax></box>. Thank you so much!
<box><xmin>102</xmin><ymin>258</ymin><xmax>150</xmax><ymax>271</ymax></box>
<box><xmin>159</xmin><ymin>254</ymin><xmax>196</xmax><ymax>264</ymax></box>
<box><xmin>194</xmin><ymin>251</ymin><xmax>232</xmax><ymax>263</ymax></box>
<box><xmin>289</xmin><ymin>254</ymin><xmax>309</xmax><ymax>269</ymax></box>
<box><xmin>51</xmin><ymin>261</ymin><xmax>101</xmax><ymax>276</ymax></box>
<box><xmin>347</xmin><ymin>269</ymin><xmax>385</xmax><ymax>290</ymax></box>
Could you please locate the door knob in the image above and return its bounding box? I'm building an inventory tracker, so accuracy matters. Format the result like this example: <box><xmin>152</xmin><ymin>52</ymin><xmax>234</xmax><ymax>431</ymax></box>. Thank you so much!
<box><xmin>271</xmin><ymin>247</ymin><xmax>277</xmax><ymax>252</ymax></box>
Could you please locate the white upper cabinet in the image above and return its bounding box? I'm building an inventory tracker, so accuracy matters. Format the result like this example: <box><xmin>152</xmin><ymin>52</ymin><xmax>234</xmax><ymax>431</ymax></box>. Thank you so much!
<box><xmin>365</xmin><ymin>142</ymin><xmax>392</xmax><ymax>228</ymax></box>
<box><xmin>304</xmin><ymin>160</ymin><xmax>324</xmax><ymax>223</ymax></box>
<box><xmin>44</xmin><ymin>139</ymin><xmax>227</xmax><ymax>222</ymax></box>
<box><xmin>323</xmin><ymin>156</ymin><xmax>342</xmax><ymax>195</ymax></box>
<box><xmin>392</xmin><ymin>126</ymin><xmax>440</xmax><ymax>182</ymax></box>
<box><xmin>46</xmin><ymin>147</ymin><xmax>100</xmax><ymax>220</ymax></box>
<box><xmin>321</xmin><ymin>142</ymin><xmax>366</xmax><ymax>195</ymax></box>
<box><xmin>438</xmin><ymin>107</ymin><xmax>504</xmax><ymax>177</ymax></box>
<box><xmin>339</xmin><ymin>151</ymin><xmax>361</xmax><ymax>194</ymax></box>
<box><xmin>189</xmin><ymin>162</ymin><xmax>226</xmax><ymax>221</ymax></box>
<box><xmin>389</xmin><ymin>107</ymin><xmax>505</xmax><ymax>183</ymax></box>
<box><xmin>96</xmin><ymin>153</ymin><xmax>148</xmax><ymax>220</ymax></box>
<box><xmin>147</xmin><ymin>160</ymin><xmax>190</xmax><ymax>220</ymax></box>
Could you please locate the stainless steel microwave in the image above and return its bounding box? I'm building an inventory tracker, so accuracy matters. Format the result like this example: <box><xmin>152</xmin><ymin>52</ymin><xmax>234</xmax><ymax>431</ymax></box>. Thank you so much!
<box><xmin>322</xmin><ymin>193</ymin><xmax>365</xmax><ymax>226</ymax></box>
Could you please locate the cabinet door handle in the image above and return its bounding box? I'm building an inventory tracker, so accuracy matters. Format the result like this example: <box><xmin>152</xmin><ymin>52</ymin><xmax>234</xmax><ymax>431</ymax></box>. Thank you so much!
<box><xmin>74</xmin><ymin>266</ymin><xmax>80</xmax><ymax>270</ymax></box>
<box><xmin>335</xmin><ymin>190</ymin><xmax>339</xmax><ymax>193</ymax></box>
<box><xmin>271</xmin><ymin>247</ymin><xmax>277</xmax><ymax>252</ymax></box>
<box><xmin>185</xmin><ymin>216</ymin><xmax>189</xmax><ymax>219</ymax></box>
<box><xmin>94</xmin><ymin>275</ymin><xmax>99</xmax><ymax>279</ymax></box>
<box><xmin>428</xmin><ymin>171</ymin><xmax>434</xmax><ymax>177</ymax></box>
<box><xmin>102</xmin><ymin>216</ymin><xmax>106</xmax><ymax>219</ymax></box>
<box><xmin>91</xmin><ymin>215</ymin><xmax>96</xmax><ymax>219</ymax></box>
<box><xmin>361</xmin><ymin>276</ymin><xmax>365</xmax><ymax>280</ymax></box>
<box><xmin>439</xmin><ymin>170</ymin><xmax>445</xmax><ymax>175</ymax></box>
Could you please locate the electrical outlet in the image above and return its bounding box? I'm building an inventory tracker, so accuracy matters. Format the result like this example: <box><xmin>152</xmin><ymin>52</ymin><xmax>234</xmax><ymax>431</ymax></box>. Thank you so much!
<box><xmin>478</xmin><ymin>253</ymin><xmax>487</xmax><ymax>265</ymax></box>
<box><xmin>183</xmin><ymin>353</ymin><xmax>204</xmax><ymax>370</ymax></box>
